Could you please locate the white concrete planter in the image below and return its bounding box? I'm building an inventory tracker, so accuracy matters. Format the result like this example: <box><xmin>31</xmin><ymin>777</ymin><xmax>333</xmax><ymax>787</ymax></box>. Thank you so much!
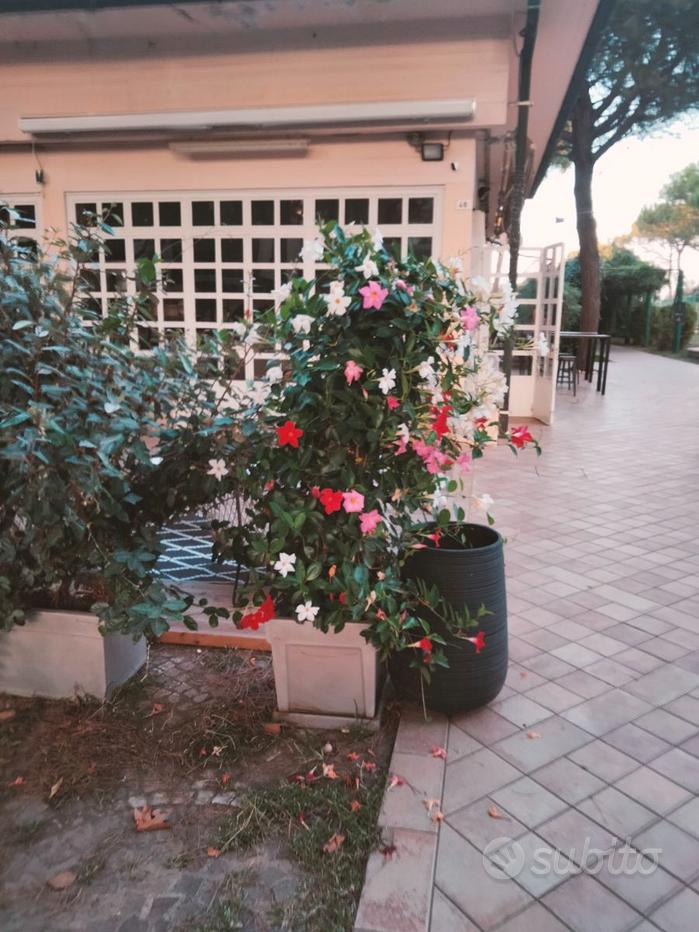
<box><xmin>266</xmin><ymin>617</ymin><xmax>380</xmax><ymax>724</ymax></box>
<box><xmin>0</xmin><ymin>610</ymin><xmax>147</xmax><ymax>700</ymax></box>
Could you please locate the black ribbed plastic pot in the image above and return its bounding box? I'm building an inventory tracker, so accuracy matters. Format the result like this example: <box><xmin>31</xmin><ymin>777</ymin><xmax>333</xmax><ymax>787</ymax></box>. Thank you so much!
<box><xmin>388</xmin><ymin>523</ymin><xmax>508</xmax><ymax>714</ymax></box>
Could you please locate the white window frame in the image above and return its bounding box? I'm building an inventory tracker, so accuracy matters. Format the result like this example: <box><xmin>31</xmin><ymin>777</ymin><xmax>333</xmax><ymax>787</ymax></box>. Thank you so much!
<box><xmin>0</xmin><ymin>194</ymin><xmax>42</xmax><ymax>247</ymax></box>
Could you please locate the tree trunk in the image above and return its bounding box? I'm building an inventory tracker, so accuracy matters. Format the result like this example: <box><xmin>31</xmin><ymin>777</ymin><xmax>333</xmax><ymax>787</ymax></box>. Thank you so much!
<box><xmin>571</xmin><ymin>86</ymin><xmax>601</xmax><ymax>338</ymax></box>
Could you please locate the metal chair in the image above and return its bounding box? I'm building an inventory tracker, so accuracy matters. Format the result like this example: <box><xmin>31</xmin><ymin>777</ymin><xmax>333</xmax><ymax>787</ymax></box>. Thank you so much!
<box><xmin>557</xmin><ymin>354</ymin><xmax>577</xmax><ymax>396</ymax></box>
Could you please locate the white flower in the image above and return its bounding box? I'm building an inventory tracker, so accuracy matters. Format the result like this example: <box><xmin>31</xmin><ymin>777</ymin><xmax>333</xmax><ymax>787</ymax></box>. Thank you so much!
<box><xmin>230</xmin><ymin>322</ymin><xmax>247</xmax><ymax>340</ymax></box>
<box><xmin>300</xmin><ymin>239</ymin><xmax>324</xmax><ymax>263</ymax></box>
<box><xmin>272</xmin><ymin>281</ymin><xmax>293</xmax><ymax>304</ymax></box>
<box><xmin>265</xmin><ymin>366</ymin><xmax>284</xmax><ymax>383</ymax></box>
<box><xmin>372</xmin><ymin>227</ymin><xmax>384</xmax><ymax>250</ymax></box>
<box><xmin>207</xmin><ymin>458</ymin><xmax>229</xmax><ymax>481</ymax></box>
<box><xmin>296</xmin><ymin>601</ymin><xmax>320</xmax><ymax>622</ymax></box>
<box><xmin>355</xmin><ymin>255</ymin><xmax>379</xmax><ymax>279</ymax></box>
<box><xmin>469</xmin><ymin>275</ymin><xmax>492</xmax><ymax>303</ymax></box>
<box><xmin>324</xmin><ymin>290</ymin><xmax>351</xmax><ymax>317</ymax></box>
<box><xmin>446</xmin><ymin>256</ymin><xmax>464</xmax><ymax>277</ymax></box>
<box><xmin>397</xmin><ymin>422</ymin><xmax>410</xmax><ymax>443</ymax></box>
<box><xmin>474</xmin><ymin>493</ymin><xmax>494</xmax><ymax>512</ymax></box>
<box><xmin>418</xmin><ymin>357</ymin><xmax>437</xmax><ymax>386</ymax></box>
<box><xmin>150</xmin><ymin>456</ymin><xmax>163</xmax><ymax>466</ymax></box>
<box><xmin>329</xmin><ymin>279</ymin><xmax>345</xmax><ymax>294</ymax></box>
<box><xmin>378</xmin><ymin>368</ymin><xmax>397</xmax><ymax>395</ymax></box>
<box><xmin>290</xmin><ymin>314</ymin><xmax>314</xmax><ymax>335</ymax></box>
<box><xmin>249</xmin><ymin>382</ymin><xmax>271</xmax><ymax>405</ymax></box>
<box><xmin>273</xmin><ymin>552</ymin><xmax>297</xmax><ymax>578</ymax></box>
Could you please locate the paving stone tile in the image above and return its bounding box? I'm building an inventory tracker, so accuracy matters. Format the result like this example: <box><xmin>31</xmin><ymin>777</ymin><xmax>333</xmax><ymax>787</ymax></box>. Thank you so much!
<box><xmin>537</xmin><ymin>807</ymin><xmax>617</xmax><ymax>868</ymax></box>
<box><xmin>626</xmin><ymin>614</ymin><xmax>674</xmax><ymax>636</ymax></box>
<box><xmin>562</xmin><ymin>689</ymin><xmax>652</xmax><ymax>737</ymax></box>
<box><xmin>521</xmin><ymin>629</ymin><xmax>571</xmax><ymax>652</ymax></box>
<box><xmin>555</xmin><ymin>620</ymin><xmax>599</xmax><ymax>642</ymax></box>
<box><xmin>556</xmin><ymin>669</ymin><xmax>612</xmax><ymax>699</ymax></box>
<box><xmin>615</xmin><ymin>765</ymin><xmax>691</xmax><ymax>815</ymax></box>
<box><xmin>649</xmin><ymin>748</ymin><xmax>699</xmax><ymax>793</ymax></box>
<box><xmin>434</xmin><ymin>823</ymin><xmax>532</xmax><ymax>930</ymax></box>
<box><xmin>525</xmin><ymin>681</ymin><xmax>585</xmax><ymax>713</ymax></box>
<box><xmin>602</xmin><ymin>624</ymin><xmax>653</xmax><ymax>647</ymax></box>
<box><xmin>584</xmin><ymin>658</ymin><xmax>637</xmax><ymax>687</ymax></box>
<box><xmin>493</xmin><ymin>715</ymin><xmax>592</xmax><ymax>773</ymax></box>
<box><xmin>577</xmin><ymin>634</ymin><xmax>628</xmax><ymax>657</ymax></box>
<box><xmin>612</xmin><ymin>646</ymin><xmax>664</xmax><ymax>674</ymax></box>
<box><xmin>604</xmin><ymin>723</ymin><xmax>672</xmax><ymax>763</ymax></box>
<box><xmin>667</xmin><ymin>797</ymin><xmax>699</xmax><ymax>839</ymax></box>
<box><xmin>451</xmin><ymin>707</ymin><xmax>520</xmax><ymax>744</ymax></box>
<box><xmin>493</xmin><ymin>902</ymin><xmax>569</xmax><ymax>932</ymax></box>
<box><xmin>509</xmin><ymin>638</ymin><xmax>542</xmax><ymax>663</ymax></box>
<box><xmin>636</xmin><ymin>708</ymin><xmax>699</xmax><ymax>744</ymax></box>
<box><xmin>443</xmin><ymin>748</ymin><xmax>521</xmax><ymax>815</ymax></box>
<box><xmin>639</xmin><ymin>638</ymin><xmax>690</xmax><ymax>662</ymax></box>
<box><xmin>505</xmin><ymin>663</ymin><xmax>547</xmax><ymax>693</ymax></box>
<box><xmin>550</xmin><ymin>643</ymin><xmax>604</xmax><ymax>668</ymax></box>
<box><xmin>649</xmin><ymin>887</ymin><xmax>699</xmax><ymax>932</ymax></box>
<box><xmin>354</xmin><ymin>828</ymin><xmax>435</xmax><ymax>932</ymax></box>
<box><xmin>578</xmin><ymin>786</ymin><xmax>657</xmax><ymax>839</ymax></box>
<box><xmin>488</xmin><ymin>831</ymin><xmax>572</xmax><ymax>897</ymax></box>
<box><xmin>542</xmin><ymin>872</ymin><xmax>642</xmax><ymax>932</ymax></box>
<box><xmin>532</xmin><ymin>757</ymin><xmax>605</xmax><ymax>804</ymax></box>
<box><xmin>522</xmin><ymin>653</ymin><xmax>577</xmax><ymax>680</ymax></box>
<box><xmin>569</xmin><ymin>740</ymin><xmax>639</xmax><ymax>782</ymax></box>
<box><xmin>446</xmin><ymin>797</ymin><xmax>528</xmax><ymax>852</ymax></box>
<box><xmin>676</xmin><ymin>650</ymin><xmax>699</xmax><ymax>676</ymax></box>
<box><xmin>597</xmin><ymin>603</ymin><xmax>645</xmax><ymax>622</ymax></box>
<box><xmin>446</xmin><ymin>723</ymin><xmax>483</xmax><ymax>762</ymax></box>
<box><xmin>379</xmin><ymin>752</ymin><xmax>445</xmax><ymax>834</ymax></box>
<box><xmin>394</xmin><ymin>707</ymin><xmax>448</xmax><ymax>756</ymax></box>
<box><xmin>665</xmin><ymin>694</ymin><xmax>699</xmax><ymax>726</ymax></box>
<box><xmin>594</xmin><ymin>846</ymin><xmax>681</xmax><ymax>915</ymax></box>
<box><xmin>491</xmin><ymin>776</ymin><xmax>568</xmax><ymax>828</ymax></box>
<box><xmin>633</xmin><ymin>820</ymin><xmax>699</xmax><ymax>883</ymax></box>
<box><xmin>429</xmin><ymin>889</ymin><xmax>479</xmax><ymax>932</ymax></box>
<box><xmin>681</xmin><ymin>733</ymin><xmax>699</xmax><ymax>758</ymax></box>
<box><xmin>491</xmin><ymin>694</ymin><xmax>553</xmax><ymax>728</ymax></box>
<box><xmin>624</xmin><ymin>665</ymin><xmax>699</xmax><ymax>706</ymax></box>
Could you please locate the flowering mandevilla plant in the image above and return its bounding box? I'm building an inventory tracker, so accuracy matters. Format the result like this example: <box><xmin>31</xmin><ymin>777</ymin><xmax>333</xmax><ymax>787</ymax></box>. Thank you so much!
<box><xmin>219</xmin><ymin>224</ymin><xmax>539</xmax><ymax>671</ymax></box>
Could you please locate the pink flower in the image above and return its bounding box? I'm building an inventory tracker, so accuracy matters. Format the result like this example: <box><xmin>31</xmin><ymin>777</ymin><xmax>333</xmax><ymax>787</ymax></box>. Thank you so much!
<box><xmin>394</xmin><ymin>437</ymin><xmax>408</xmax><ymax>455</ymax></box>
<box><xmin>412</xmin><ymin>439</ymin><xmax>432</xmax><ymax>458</ymax></box>
<box><xmin>455</xmin><ymin>451</ymin><xmax>472</xmax><ymax>474</ymax></box>
<box><xmin>342</xmin><ymin>489</ymin><xmax>365</xmax><ymax>513</ymax></box>
<box><xmin>386</xmin><ymin>395</ymin><xmax>400</xmax><ymax>410</ymax></box>
<box><xmin>461</xmin><ymin>305</ymin><xmax>481</xmax><ymax>331</ymax></box>
<box><xmin>359</xmin><ymin>281</ymin><xmax>389</xmax><ymax>310</ymax></box>
<box><xmin>344</xmin><ymin>360</ymin><xmax>363</xmax><ymax>384</ymax></box>
<box><xmin>359</xmin><ymin>510</ymin><xmax>382</xmax><ymax>534</ymax></box>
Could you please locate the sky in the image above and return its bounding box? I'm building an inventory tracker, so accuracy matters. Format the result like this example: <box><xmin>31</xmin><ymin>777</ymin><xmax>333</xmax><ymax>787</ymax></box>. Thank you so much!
<box><xmin>522</xmin><ymin>118</ymin><xmax>699</xmax><ymax>291</ymax></box>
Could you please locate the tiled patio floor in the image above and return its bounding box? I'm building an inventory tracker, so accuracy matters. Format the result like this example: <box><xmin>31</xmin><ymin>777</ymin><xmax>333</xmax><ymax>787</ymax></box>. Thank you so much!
<box><xmin>356</xmin><ymin>348</ymin><xmax>699</xmax><ymax>932</ymax></box>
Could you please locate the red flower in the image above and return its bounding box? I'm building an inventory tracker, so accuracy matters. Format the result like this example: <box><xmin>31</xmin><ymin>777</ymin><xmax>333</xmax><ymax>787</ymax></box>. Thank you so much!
<box><xmin>416</xmin><ymin>636</ymin><xmax>433</xmax><ymax>663</ymax></box>
<box><xmin>427</xmin><ymin>529</ymin><xmax>441</xmax><ymax>548</ymax></box>
<box><xmin>510</xmin><ymin>425</ymin><xmax>534</xmax><ymax>448</ymax></box>
<box><xmin>386</xmin><ymin>396</ymin><xmax>400</xmax><ymax>410</ymax></box>
<box><xmin>310</xmin><ymin>486</ymin><xmax>321</xmax><ymax>499</ymax></box>
<box><xmin>466</xmin><ymin>631</ymin><xmax>486</xmax><ymax>653</ymax></box>
<box><xmin>241</xmin><ymin>593</ymin><xmax>276</xmax><ymax>630</ymax></box>
<box><xmin>431</xmin><ymin>404</ymin><xmax>452</xmax><ymax>439</ymax></box>
<box><xmin>260</xmin><ymin>593</ymin><xmax>276</xmax><ymax>621</ymax></box>
<box><xmin>474</xmin><ymin>416</ymin><xmax>489</xmax><ymax>430</ymax></box>
<box><xmin>276</xmin><ymin>420</ymin><xmax>304</xmax><ymax>447</ymax></box>
<box><xmin>319</xmin><ymin>488</ymin><xmax>344</xmax><ymax>515</ymax></box>
<box><xmin>338</xmin><ymin>592</ymin><xmax>347</xmax><ymax>605</ymax></box>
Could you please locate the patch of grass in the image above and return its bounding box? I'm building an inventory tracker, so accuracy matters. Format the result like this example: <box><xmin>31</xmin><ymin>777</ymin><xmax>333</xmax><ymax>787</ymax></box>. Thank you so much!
<box><xmin>213</xmin><ymin>774</ymin><xmax>386</xmax><ymax>931</ymax></box>
<box><xmin>165</xmin><ymin>851</ymin><xmax>196</xmax><ymax>870</ymax></box>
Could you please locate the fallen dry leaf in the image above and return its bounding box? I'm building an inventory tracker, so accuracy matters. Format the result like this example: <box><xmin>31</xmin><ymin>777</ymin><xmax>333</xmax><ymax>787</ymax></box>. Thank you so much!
<box><xmin>249</xmin><ymin>655</ymin><xmax>257</xmax><ymax>666</ymax></box>
<box><xmin>431</xmin><ymin>746</ymin><xmax>447</xmax><ymax>760</ymax></box>
<box><xmin>362</xmin><ymin>761</ymin><xmax>377</xmax><ymax>772</ymax></box>
<box><xmin>431</xmin><ymin>808</ymin><xmax>445</xmax><ymax>823</ymax></box>
<box><xmin>0</xmin><ymin>709</ymin><xmax>16</xmax><ymax>723</ymax></box>
<box><xmin>526</xmin><ymin>730</ymin><xmax>542</xmax><ymax>740</ymax></box>
<box><xmin>323</xmin><ymin>832</ymin><xmax>345</xmax><ymax>854</ymax></box>
<box><xmin>132</xmin><ymin>806</ymin><xmax>171</xmax><ymax>832</ymax></box>
<box><xmin>322</xmin><ymin>763</ymin><xmax>338</xmax><ymax>780</ymax></box>
<box><xmin>263</xmin><ymin>722</ymin><xmax>281</xmax><ymax>736</ymax></box>
<box><xmin>49</xmin><ymin>777</ymin><xmax>64</xmax><ymax>800</ymax></box>
<box><xmin>381</xmin><ymin>844</ymin><xmax>397</xmax><ymax>861</ymax></box>
<box><xmin>207</xmin><ymin>847</ymin><xmax>221</xmax><ymax>858</ymax></box>
<box><xmin>8</xmin><ymin>776</ymin><xmax>25</xmax><ymax>788</ymax></box>
<box><xmin>211</xmin><ymin>745</ymin><xmax>223</xmax><ymax>757</ymax></box>
<box><xmin>220</xmin><ymin>772</ymin><xmax>231</xmax><ymax>787</ymax></box>
<box><xmin>145</xmin><ymin>703</ymin><xmax>164</xmax><ymax>718</ymax></box>
<box><xmin>423</xmin><ymin>798</ymin><xmax>441</xmax><ymax>815</ymax></box>
<box><xmin>350</xmin><ymin>800</ymin><xmax>362</xmax><ymax>813</ymax></box>
<box><xmin>47</xmin><ymin>870</ymin><xmax>77</xmax><ymax>891</ymax></box>
<box><xmin>387</xmin><ymin>774</ymin><xmax>406</xmax><ymax>791</ymax></box>
<box><xmin>488</xmin><ymin>805</ymin><xmax>508</xmax><ymax>820</ymax></box>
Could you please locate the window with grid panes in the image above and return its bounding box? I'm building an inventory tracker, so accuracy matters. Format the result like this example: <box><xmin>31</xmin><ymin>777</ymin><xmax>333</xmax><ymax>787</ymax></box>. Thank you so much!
<box><xmin>66</xmin><ymin>190</ymin><xmax>440</xmax><ymax>379</ymax></box>
<box><xmin>0</xmin><ymin>196</ymin><xmax>41</xmax><ymax>258</ymax></box>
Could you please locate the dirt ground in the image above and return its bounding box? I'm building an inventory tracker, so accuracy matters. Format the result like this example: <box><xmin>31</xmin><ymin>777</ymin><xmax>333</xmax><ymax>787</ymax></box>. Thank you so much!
<box><xmin>0</xmin><ymin>644</ymin><xmax>395</xmax><ymax>932</ymax></box>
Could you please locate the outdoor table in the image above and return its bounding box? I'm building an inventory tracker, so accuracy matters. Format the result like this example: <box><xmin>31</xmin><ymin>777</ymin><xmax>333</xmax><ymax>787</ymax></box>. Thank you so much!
<box><xmin>559</xmin><ymin>331</ymin><xmax>612</xmax><ymax>395</ymax></box>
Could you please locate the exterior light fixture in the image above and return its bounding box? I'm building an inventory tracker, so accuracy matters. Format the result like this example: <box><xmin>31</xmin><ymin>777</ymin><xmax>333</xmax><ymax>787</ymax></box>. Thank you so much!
<box><xmin>421</xmin><ymin>142</ymin><xmax>445</xmax><ymax>162</ymax></box>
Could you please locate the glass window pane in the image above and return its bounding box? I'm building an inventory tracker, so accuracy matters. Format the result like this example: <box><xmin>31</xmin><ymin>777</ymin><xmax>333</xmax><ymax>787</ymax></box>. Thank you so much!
<box><xmin>194</xmin><ymin>268</ymin><xmax>216</xmax><ymax>292</ymax></box>
<box><xmin>280</xmin><ymin>238</ymin><xmax>302</xmax><ymax>262</ymax></box>
<box><xmin>163</xmin><ymin>298</ymin><xmax>185</xmax><ymax>321</ymax></box>
<box><xmin>222</xmin><ymin>299</ymin><xmax>245</xmax><ymax>322</ymax></box>
<box><xmin>134</xmin><ymin>238</ymin><xmax>155</xmax><ymax>260</ymax></box>
<box><xmin>222</xmin><ymin>269</ymin><xmax>244</xmax><ymax>292</ymax></box>
<box><xmin>252</xmin><ymin>238</ymin><xmax>275</xmax><ymax>262</ymax></box>
<box><xmin>253</xmin><ymin>298</ymin><xmax>274</xmax><ymax>314</ymax></box>
<box><xmin>345</xmin><ymin>198</ymin><xmax>369</xmax><ymax>224</ymax></box>
<box><xmin>160</xmin><ymin>238</ymin><xmax>182</xmax><ymax>262</ymax></box>
<box><xmin>383</xmin><ymin>237</ymin><xmax>402</xmax><ymax>259</ymax></box>
<box><xmin>222</xmin><ymin>354</ymin><xmax>245</xmax><ymax>379</ymax></box>
<box><xmin>378</xmin><ymin>198</ymin><xmax>402</xmax><ymax>225</ymax></box>
<box><xmin>163</xmin><ymin>268</ymin><xmax>183</xmax><ymax>292</ymax></box>
<box><xmin>193</xmin><ymin>239</ymin><xmax>216</xmax><ymax>262</ymax></box>
<box><xmin>252</xmin><ymin>269</ymin><xmax>274</xmax><ymax>292</ymax></box>
<box><xmin>195</xmin><ymin>299</ymin><xmax>217</xmax><ymax>322</ymax></box>
<box><xmin>280</xmin><ymin>199</ymin><xmax>303</xmax><ymax>225</ymax></box>
<box><xmin>407</xmin><ymin>236</ymin><xmax>432</xmax><ymax>259</ymax></box>
<box><xmin>81</xmin><ymin>268</ymin><xmax>101</xmax><ymax>291</ymax></box>
<box><xmin>315</xmin><ymin>198</ymin><xmax>339</xmax><ymax>223</ymax></box>
<box><xmin>220</xmin><ymin>200</ymin><xmax>242</xmax><ymax>225</ymax></box>
<box><xmin>254</xmin><ymin>358</ymin><xmax>270</xmax><ymax>379</ymax></box>
<box><xmin>159</xmin><ymin>201</ymin><xmax>181</xmax><ymax>226</ymax></box>
<box><xmin>14</xmin><ymin>204</ymin><xmax>36</xmax><ymax>228</ymax></box>
<box><xmin>138</xmin><ymin>327</ymin><xmax>158</xmax><ymax>350</ymax></box>
<box><xmin>132</xmin><ymin>202</ymin><xmax>154</xmax><ymax>226</ymax></box>
<box><xmin>103</xmin><ymin>202</ymin><xmax>124</xmax><ymax>227</ymax></box>
<box><xmin>221</xmin><ymin>238</ymin><xmax>243</xmax><ymax>262</ymax></box>
<box><xmin>104</xmin><ymin>239</ymin><xmax>126</xmax><ymax>263</ymax></box>
<box><xmin>76</xmin><ymin>202</ymin><xmax>97</xmax><ymax>224</ymax></box>
<box><xmin>251</xmin><ymin>200</ymin><xmax>274</xmax><ymax>225</ymax></box>
<box><xmin>408</xmin><ymin>197</ymin><xmax>434</xmax><ymax>224</ymax></box>
<box><xmin>192</xmin><ymin>200</ymin><xmax>215</xmax><ymax>226</ymax></box>
<box><xmin>106</xmin><ymin>270</ymin><xmax>127</xmax><ymax>293</ymax></box>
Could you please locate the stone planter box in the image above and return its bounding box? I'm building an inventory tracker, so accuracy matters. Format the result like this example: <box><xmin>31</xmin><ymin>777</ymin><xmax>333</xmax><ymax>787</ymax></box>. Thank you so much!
<box><xmin>266</xmin><ymin>617</ymin><xmax>380</xmax><ymax>727</ymax></box>
<box><xmin>0</xmin><ymin>610</ymin><xmax>147</xmax><ymax>700</ymax></box>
